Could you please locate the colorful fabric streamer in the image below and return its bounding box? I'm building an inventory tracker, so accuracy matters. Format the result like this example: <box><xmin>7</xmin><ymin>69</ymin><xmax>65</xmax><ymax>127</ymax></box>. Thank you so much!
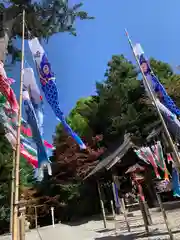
<box><xmin>0</xmin><ymin>62</ymin><xmax>18</xmax><ymax>113</ymax></box>
<box><xmin>23</xmin><ymin>67</ymin><xmax>44</xmax><ymax>135</ymax></box>
<box><xmin>155</xmin><ymin>98</ymin><xmax>180</xmax><ymax>142</ymax></box>
<box><xmin>28</xmin><ymin>38</ymin><xmax>86</xmax><ymax>149</ymax></box>
<box><xmin>172</xmin><ymin>165</ymin><xmax>180</xmax><ymax>197</ymax></box>
<box><xmin>21</xmin><ymin>118</ymin><xmax>53</xmax><ymax>148</ymax></box>
<box><xmin>133</xmin><ymin>43</ymin><xmax>180</xmax><ymax>117</ymax></box>
<box><xmin>134</xmin><ymin>149</ymin><xmax>150</xmax><ymax>164</ymax></box>
<box><xmin>0</xmin><ymin>69</ymin><xmax>42</xmax><ymax>173</ymax></box>
<box><xmin>138</xmin><ymin>147</ymin><xmax>160</xmax><ymax>179</ymax></box>
<box><xmin>22</xmin><ymin>89</ymin><xmax>51</xmax><ymax>180</ymax></box>
<box><xmin>21</xmin><ymin>144</ymin><xmax>38</xmax><ymax>168</ymax></box>
<box><xmin>167</xmin><ymin>153</ymin><xmax>173</xmax><ymax>163</ymax></box>
<box><xmin>151</xmin><ymin>141</ymin><xmax>169</xmax><ymax>181</ymax></box>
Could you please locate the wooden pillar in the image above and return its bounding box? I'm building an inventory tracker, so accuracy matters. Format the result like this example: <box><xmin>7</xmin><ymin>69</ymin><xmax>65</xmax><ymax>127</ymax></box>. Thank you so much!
<box><xmin>110</xmin><ymin>200</ymin><xmax>115</xmax><ymax>218</ymax></box>
<box><xmin>120</xmin><ymin>198</ymin><xmax>130</xmax><ymax>232</ymax></box>
<box><xmin>144</xmin><ymin>201</ymin><xmax>152</xmax><ymax>225</ymax></box>
<box><xmin>51</xmin><ymin>207</ymin><xmax>55</xmax><ymax>228</ymax></box>
<box><xmin>97</xmin><ymin>181</ymin><xmax>107</xmax><ymax>228</ymax></box>
<box><xmin>156</xmin><ymin>193</ymin><xmax>174</xmax><ymax>240</ymax></box>
<box><xmin>111</xmin><ymin>176</ymin><xmax>120</xmax><ymax>214</ymax></box>
<box><xmin>138</xmin><ymin>196</ymin><xmax>149</xmax><ymax>234</ymax></box>
<box><xmin>19</xmin><ymin>206</ymin><xmax>26</xmax><ymax>240</ymax></box>
<box><xmin>133</xmin><ymin>176</ymin><xmax>149</xmax><ymax>234</ymax></box>
<box><xmin>34</xmin><ymin>206</ymin><xmax>38</xmax><ymax>229</ymax></box>
<box><xmin>135</xmin><ymin>177</ymin><xmax>152</xmax><ymax>226</ymax></box>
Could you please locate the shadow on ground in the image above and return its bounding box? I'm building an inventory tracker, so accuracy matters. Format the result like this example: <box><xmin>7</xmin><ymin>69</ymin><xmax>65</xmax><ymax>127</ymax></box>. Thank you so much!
<box><xmin>95</xmin><ymin>229</ymin><xmax>180</xmax><ymax>240</ymax></box>
<box><xmin>96</xmin><ymin>229</ymin><xmax>115</xmax><ymax>234</ymax></box>
<box><xmin>66</xmin><ymin>215</ymin><xmax>103</xmax><ymax>226</ymax></box>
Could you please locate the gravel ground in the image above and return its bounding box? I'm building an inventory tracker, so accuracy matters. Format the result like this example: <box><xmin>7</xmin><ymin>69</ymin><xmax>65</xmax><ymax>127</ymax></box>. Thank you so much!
<box><xmin>1</xmin><ymin>209</ymin><xmax>180</xmax><ymax>239</ymax></box>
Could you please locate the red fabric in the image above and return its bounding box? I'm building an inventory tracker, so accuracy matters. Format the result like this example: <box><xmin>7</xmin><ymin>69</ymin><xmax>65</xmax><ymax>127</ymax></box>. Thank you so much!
<box><xmin>0</xmin><ymin>75</ymin><xmax>19</xmax><ymax>113</ymax></box>
<box><xmin>21</xmin><ymin>125</ymin><xmax>32</xmax><ymax>137</ymax></box>
<box><xmin>44</xmin><ymin>140</ymin><xmax>53</xmax><ymax>149</ymax></box>
<box><xmin>167</xmin><ymin>153</ymin><xmax>173</xmax><ymax>163</ymax></box>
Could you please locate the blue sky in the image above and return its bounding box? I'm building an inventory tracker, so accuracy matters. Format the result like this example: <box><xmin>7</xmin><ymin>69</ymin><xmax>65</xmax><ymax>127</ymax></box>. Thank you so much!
<box><xmin>8</xmin><ymin>0</ymin><xmax>180</xmax><ymax>143</ymax></box>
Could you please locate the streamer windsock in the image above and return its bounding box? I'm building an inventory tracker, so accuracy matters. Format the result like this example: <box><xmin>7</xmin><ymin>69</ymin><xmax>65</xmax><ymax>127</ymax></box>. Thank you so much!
<box><xmin>133</xmin><ymin>43</ymin><xmax>180</xmax><ymax>141</ymax></box>
<box><xmin>133</xmin><ymin>43</ymin><xmax>180</xmax><ymax>117</ymax></box>
<box><xmin>28</xmin><ymin>38</ymin><xmax>86</xmax><ymax>149</ymax></box>
<box><xmin>141</xmin><ymin>146</ymin><xmax>160</xmax><ymax>179</ymax></box>
<box><xmin>21</xmin><ymin>119</ymin><xmax>53</xmax><ymax>148</ymax></box>
<box><xmin>151</xmin><ymin>141</ymin><xmax>169</xmax><ymax>181</ymax></box>
<box><xmin>0</xmin><ymin>61</ymin><xmax>18</xmax><ymax>113</ymax></box>
<box><xmin>20</xmin><ymin>144</ymin><xmax>38</xmax><ymax>168</ymax></box>
<box><xmin>23</xmin><ymin>67</ymin><xmax>44</xmax><ymax>135</ymax></box>
<box><xmin>22</xmin><ymin>89</ymin><xmax>51</xmax><ymax>180</ymax></box>
<box><xmin>0</xmin><ymin>92</ymin><xmax>49</xmax><ymax>170</ymax></box>
<box><xmin>134</xmin><ymin>149</ymin><xmax>150</xmax><ymax>164</ymax></box>
<box><xmin>172</xmin><ymin>164</ymin><xmax>180</xmax><ymax>197</ymax></box>
<box><xmin>167</xmin><ymin>153</ymin><xmax>173</xmax><ymax>163</ymax></box>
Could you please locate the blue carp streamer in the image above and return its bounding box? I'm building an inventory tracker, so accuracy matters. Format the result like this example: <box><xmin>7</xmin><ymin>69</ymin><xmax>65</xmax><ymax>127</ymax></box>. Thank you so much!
<box><xmin>33</xmin><ymin>49</ymin><xmax>86</xmax><ymax>149</ymax></box>
<box><xmin>172</xmin><ymin>166</ymin><xmax>180</xmax><ymax>197</ymax></box>
<box><xmin>139</xmin><ymin>54</ymin><xmax>180</xmax><ymax>117</ymax></box>
<box><xmin>23</xmin><ymin>90</ymin><xmax>51</xmax><ymax>180</ymax></box>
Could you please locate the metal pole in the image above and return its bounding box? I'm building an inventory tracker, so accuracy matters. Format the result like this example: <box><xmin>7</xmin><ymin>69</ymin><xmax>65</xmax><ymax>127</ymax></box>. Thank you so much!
<box><xmin>10</xmin><ymin>149</ymin><xmax>16</xmax><ymax>233</ymax></box>
<box><xmin>51</xmin><ymin>207</ymin><xmax>55</xmax><ymax>228</ymax></box>
<box><xmin>125</xmin><ymin>30</ymin><xmax>180</xmax><ymax>169</ymax></box>
<box><xmin>156</xmin><ymin>193</ymin><xmax>174</xmax><ymax>240</ymax></box>
<box><xmin>97</xmin><ymin>181</ymin><xmax>107</xmax><ymax>228</ymax></box>
<box><xmin>12</xmin><ymin>9</ymin><xmax>25</xmax><ymax>240</ymax></box>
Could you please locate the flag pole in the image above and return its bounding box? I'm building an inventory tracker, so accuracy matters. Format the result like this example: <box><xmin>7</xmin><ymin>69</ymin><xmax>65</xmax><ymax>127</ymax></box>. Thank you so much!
<box><xmin>10</xmin><ymin>149</ymin><xmax>16</xmax><ymax>233</ymax></box>
<box><xmin>12</xmin><ymin>9</ymin><xmax>25</xmax><ymax>240</ymax></box>
<box><xmin>125</xmin><ymin>29</ymin><xmax>180</xmax><ymax>169</ymax></box>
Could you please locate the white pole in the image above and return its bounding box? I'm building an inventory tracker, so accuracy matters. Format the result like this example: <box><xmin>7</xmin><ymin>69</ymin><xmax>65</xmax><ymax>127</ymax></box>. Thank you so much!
<box><xmin>51</xmin><ymin>207</ymin><xmax>55</xmax><ymax>228</ymax></box>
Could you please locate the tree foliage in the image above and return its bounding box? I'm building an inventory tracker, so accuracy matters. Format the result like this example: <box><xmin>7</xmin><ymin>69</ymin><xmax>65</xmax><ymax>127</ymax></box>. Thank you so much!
<box><xmin>24</xmin><ymin>129</ymin><xmax>105</xmax><ymax>225</ymax></box>
<box><xmin>0</xmin><ymin>134</ymin><xmax>12</xmax><ymax>234</ymax></box>
<box><xmin>0</xmin><ymin>0</ymin><xmax>94</xmax><ymax>62</ymax></box>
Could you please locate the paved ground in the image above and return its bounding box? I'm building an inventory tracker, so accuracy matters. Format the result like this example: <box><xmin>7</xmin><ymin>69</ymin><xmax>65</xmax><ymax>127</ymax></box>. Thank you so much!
<box><xmin>1</xmin><ymin>208</ymin><xmax>180</xmax><ymax>239</ymax></box>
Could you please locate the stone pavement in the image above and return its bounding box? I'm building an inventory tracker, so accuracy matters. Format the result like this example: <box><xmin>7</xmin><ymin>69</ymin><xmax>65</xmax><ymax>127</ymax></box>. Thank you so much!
<box><xmin>1</xmin><ymin>208</ymin><xmax>180</xmax><ymax>239</ymax></box>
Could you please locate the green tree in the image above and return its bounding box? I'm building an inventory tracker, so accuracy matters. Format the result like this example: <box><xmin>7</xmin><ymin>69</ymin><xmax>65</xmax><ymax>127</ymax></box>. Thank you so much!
<box><xmin>24</xmin><ymin>129</ymin><xmax>105</xmax><ymax>225</ymax></box>
<box><xmin>0</xmin><ymin>0</ymin><xmax>94</xmax><ymax>63</ymax></box>
<box><xmin>0</xmin><ymin>134</ymin><xmax>12</xmax><ymax>234</ymax></box>
<box><xmin>66</xmin><ymin>55</ymin><xmax>180</xmax><ymax>145</ymax></box>
<box><xmin>67</xmin><ymin>97</ymin><xmax>99</xmax><ymax>140</ymax></box>
<box><xmin>73</xmin><ymin>55</ymin><xmax>157</xmax><ymax>144</ymax></box>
